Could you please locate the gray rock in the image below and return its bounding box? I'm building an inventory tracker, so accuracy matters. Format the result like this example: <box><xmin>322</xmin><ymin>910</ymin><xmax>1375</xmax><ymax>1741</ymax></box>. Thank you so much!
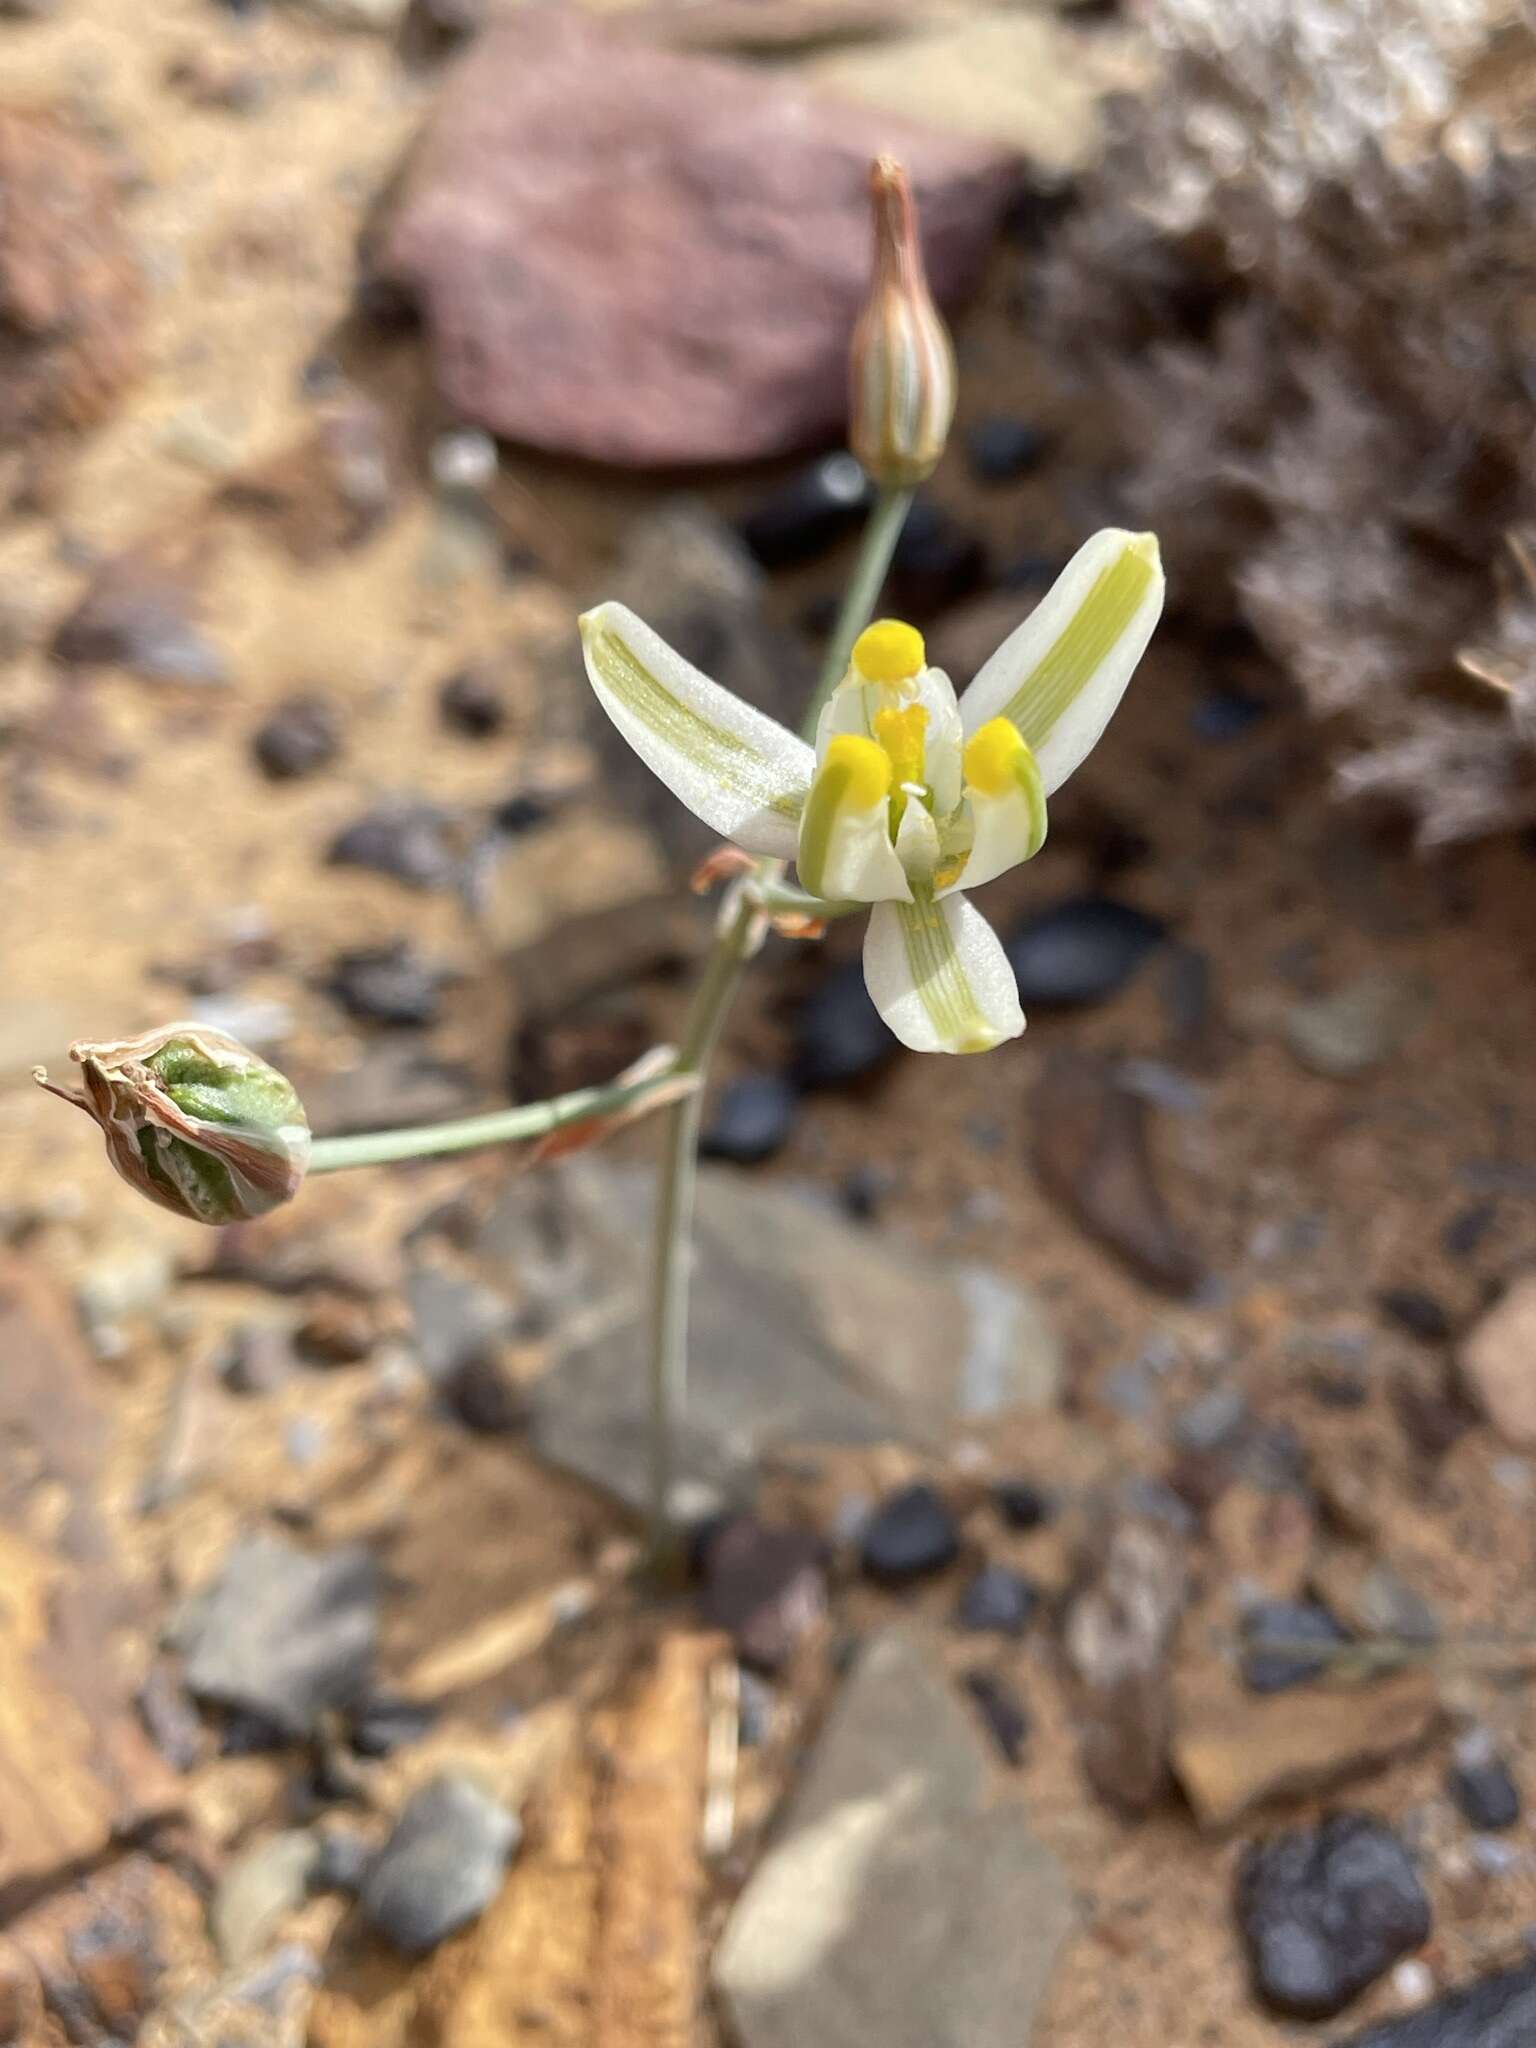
<box><xmin>713</xmin><ymin>1629</ymin><xmax>1074</xmax><ymax>2048</ymax></box>
<box><xmin>360</xmin><ymin>1775</ymin><xmax>520</xmax><ymax>1955</ymax></box>
<box><xmin>1335</xmin><ymin>1960</ymin><xmax>1536</xmax><ymax>2047</ymax></box>
<box><xmin>1062</xmin><ymin>1517</ymin><xmax>1188</xmax><ymax>1813</ymax></box>
<box><xmin>501</xmin><ymin>1161</ymin><xmax>1060</xmax><ymax>1516</ymax></box>
<box><xmin>1237</xmin><ymin>1812</ymin><xmax>1430</xmax><ymax>2021</ymax></box>
<box><xmin>177</xmin><ymin>1533</ymin><xmax>378</xmax><ymax>1738</ymax></box>
<box><xmin>405</xmin><ymin>1264</ymin><xmax>514</xmax><ymax>1383</ymax></box>
<box><xmin>1285</xmin><ymin>975</ymin><xmax>1418</xmax><ymax>1079</ymax></box>
<box><xmin>212</xmin><ymin>1831</ymin><xmax>320</xmax><ymax>1966</ymax></box>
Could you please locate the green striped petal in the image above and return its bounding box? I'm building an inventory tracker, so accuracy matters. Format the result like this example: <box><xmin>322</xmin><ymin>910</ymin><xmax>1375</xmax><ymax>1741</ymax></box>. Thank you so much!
<box><xmin>580</xmin><ymin>602</ymin><xmax>815</xmax><ymax>858</ymax></box>
<box><xmin>958</xmin><ymin>530</ymin><xmax>1163</xmax><ymax>796</ymax></box>
<box><xmin>863</xmin><ymin>889</ymin><xmax>1024</xmax><ymax>1055</ymax></box>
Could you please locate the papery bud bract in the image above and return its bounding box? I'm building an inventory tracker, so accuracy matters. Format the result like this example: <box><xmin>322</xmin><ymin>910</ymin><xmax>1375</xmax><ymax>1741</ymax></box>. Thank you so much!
<box><xmin>35</xmin><ymin>1024</ymin><xmax>310</xmax><ymax>1225</ymax></box>
<box><xmin>849</xmin><ymin>155</ymin><xmax>957</xmax><ymax>490</ymax></box>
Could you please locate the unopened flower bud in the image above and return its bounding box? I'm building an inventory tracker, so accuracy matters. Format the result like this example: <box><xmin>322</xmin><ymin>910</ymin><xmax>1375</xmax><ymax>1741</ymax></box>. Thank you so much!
<box><xmin>849</xmin><ymin>155</ymin><xmax>957</xmax><ymax>490</ymax></box>
<box><xmin>35</xmin><ymin>1024</ymin><xmax>309</xmax><ymax>1225</ymax></box>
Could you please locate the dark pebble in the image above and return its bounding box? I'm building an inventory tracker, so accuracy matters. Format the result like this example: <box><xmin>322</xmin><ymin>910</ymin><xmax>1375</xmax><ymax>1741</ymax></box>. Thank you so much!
<box><xmin>738</xmin><ymin>454</ymin><xmax>870</xmax><ymax>570</ymax></box>
<box><xmin>1377</xmin><ymin>1288</ymin><xmax>1453</xmax><ymax>1345</ymax></box>
<box><xmin>792</xmin><ymin>957</ymin><xmax>897</xmax><ymax>1089</ymax></box>
<box><xmin>700</xmin><ymin>1074</ymin><xmax>799</xmax><ymax>1166</ymax></box>
<box><xmin>1443</xmin><ymin>1202</ymin><xmax>1497</xmax><ymax>1258</ymax></box>
<box><xmin>1235</xmin><ymin>1811</ymin><xmax>1430</xmax><ymax>2020</ymax></box>
<box><xmin>956</xmin><ymin>1563</ymin><xmax>1038</xmax><ymax>1636</ymax></box>
<box><xmin>1004</xmin><ymin>896</ymin><xmax>1168</xmax><ymax>1008</ymax></box>
<box><xmin>859</xmin><ymin>1483</ymin><xmax>960</xmax><ymax>1587</ymax></box>
<box><xmin>698</xmin><ymin>1517</ymin><xmax>827</xmax><ymax>1674</ymax></box>
<box><xmin>964</xmin><ymin>417</ymin><xmax>1049</xmax><ymax>485</ymax></box>
<box><xmin>328</xmin><ymin>942</ymin><xmax>444</xmax><ymax>1029</ymax></box>
<box><xmin>1241</xmin><ymin>1600</ymin><xmax>1350</xmax><ymax>1694</ymax></box>
<box><xmin>441</xmin><ymin>1353</ymin><xmax>525</xmax><ymax>1437</ymax></box>
<box><xmin>838</xmin><ymin>1162</ymin><xmax>896</xmax><ymax>1221</ymax></box>
<box><xmin>1449</xmin><ymin>1748</ymin><xmax>1521</xmax><ymax>1832</ymax></box>
<box><xmin>328</xmin><ymin>800</ymin><xmax>459</xmax><ymax>890</ymax></box>
<box><xmin>994</xmin><ymin>1478</ymin><xmax>1053</xmax><ymax>1531</ymax></box>
<box><xmin>350</xmin><ymin>1695</ymin><xmax>439</xmax><ymax>1760</ymax></box>
<box><xmin>890</xmin><ymin>499</ymin><xmax>988</xmax><ymax>618</ymax></box>
<box><xmin>216</xmin><ymin>1322</ymin><xmax>296</xmax><ymax>1396</ymax></box>
<box><xmin>1190</xmin><ymin>687</ymin><xmax>1270</xmax><ymax>743</ymax></box>
<box><xmin>1333</xmin><ymin>1957</ymin><xmax>1536</xmax><ymax>2047</ymax></box>
<box><xmin>962</xmin><ymin>1669</ymin><xmax>1030</xmax><ymax>1767</ymax></box>
<box><xmin>252</xmin><ymin>693</ymin><xmax>340</xmax><ymax>781</ymax></box>
<box><xmin>438</xmin><ymin>667</ymin><xmax>507</xmax><ymax>738</ymax></box>
<box><xmin>491</xmin><ymin>791</ymin><xmax>553</xmax><ymax>837</ymax></box>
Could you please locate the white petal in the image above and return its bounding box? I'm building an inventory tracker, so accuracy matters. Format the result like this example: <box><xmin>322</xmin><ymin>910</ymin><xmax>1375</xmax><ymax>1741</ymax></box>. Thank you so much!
<box><xmin>798</xmin><ymin>796</ymin><xmax>911</xmax><ymax>903</ymax></box>
<box><xmin>581</xmin><ymin>602</ymin><xmax>815</xmax><ymax>857</ymax></box>
<box><xmin>958</xmin><ymin>530</ymin><xmax>1164</xmax><ymax>795</ymax></box>
<box><xmin>862</xmin><ymin>891</ymin><xmax>1024</xmax><ymax>1055</ymax></box>
<box><xmin>912</xmin><ymin>667</ymin><xmax>964</xmax><ymax>816</ymax></box>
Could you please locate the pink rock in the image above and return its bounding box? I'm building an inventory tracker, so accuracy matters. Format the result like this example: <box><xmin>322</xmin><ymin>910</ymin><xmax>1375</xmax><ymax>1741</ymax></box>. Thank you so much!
<box><xmin>369</xmin><ymin>11</ymin><xmax>1019</xmax><ymax>466</ymax></box>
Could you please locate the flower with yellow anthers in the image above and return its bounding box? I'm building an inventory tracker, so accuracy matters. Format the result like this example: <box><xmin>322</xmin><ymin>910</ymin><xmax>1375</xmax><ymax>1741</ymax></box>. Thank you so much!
<box><xmin>580</xmin><ymin>528</ymin><xmax>1164</xmax><ymax>1054</ymax></box>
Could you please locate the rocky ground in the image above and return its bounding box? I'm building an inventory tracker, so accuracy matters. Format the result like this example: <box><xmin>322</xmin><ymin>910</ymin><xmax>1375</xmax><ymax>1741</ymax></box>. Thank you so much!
<box><xmin>2</xmin><ymin>1</ymin><xmax>1536</xmax><ymax>2044</ymax></box>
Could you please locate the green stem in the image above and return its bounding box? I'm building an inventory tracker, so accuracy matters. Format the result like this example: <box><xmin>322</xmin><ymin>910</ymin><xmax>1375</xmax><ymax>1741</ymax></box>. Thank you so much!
<box><xmin>644</xmin><ymin>485</ymin><xmax>915</xmax><ymax>1567</ymax></box>
<box><xmin>645</xmin><ymin>894</ymin><xmax>759</xmax><ymax>1571</ymax></box>
<box><xmin>800</xmin><ymin>485</ymin><xmax>913</xmax><ymax>741</ymax></box>
<box><xmin>307</xmin><ymin>1073</ymin><xmax>683</xmax><ymax>1174</ymax></box>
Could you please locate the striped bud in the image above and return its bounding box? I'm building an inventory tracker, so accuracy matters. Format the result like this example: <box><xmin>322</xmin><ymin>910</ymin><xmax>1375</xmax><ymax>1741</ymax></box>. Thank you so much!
<box><xmin>36</xmin><ymin>1024</ymin><xmax>310</xmax><ymax>1225</ymax></box>
<box><xmin>848</xmin><ymin>156</ymin><xmax>957</xmax><ymax>490</ymax></box>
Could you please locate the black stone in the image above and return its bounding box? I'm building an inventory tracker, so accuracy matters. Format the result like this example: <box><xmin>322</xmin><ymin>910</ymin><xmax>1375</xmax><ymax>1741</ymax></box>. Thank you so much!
<box><xmin>964</xmin><ymin>417</ymin><xmax>1050</xmax><ymax>485</ymax></box>
<box><xmin>327</xmin><ymin>799</ymin><xmax>459</xmax><ymax>890</ymax></box>
<box><xmin>491</xmin><ymin>791</ymin><xmax>553</xmax><ymax>837</ymax></box>
<box><xmin>360</xmin><ymin>1775</ymin><xmax>520</xmax><ymax>1955</ymax></box>
<box><xmin>738</xmin><ymin>455</ymin><xmax>870</xmax><ymax>570</ymax></box>
<box><xmin>1236</xmin><ymin>1812</ymin><xmax>1430</xmax><ymax>2021</ymax></box>
<box><xmin>889</xmin><ymin>500</ymin><xmax>988</xmax><ymax>618</ymax></box>
<box><xmin>252</xmin><ymin>693</ymin><xmax>340</xmax><ymax>781</ymax></box>
<box><xmin>1241</xmin><ymin>1601</ymin><xmax>1351</xmax><ymax>1694</ymax></box>
<box><xmin>859</xmin><ymin>1483</ymin><xmax>961</xmax><ymax>1587</ymax></box>
<box><xmin>438</xmin><ymin>667</ymin><xmax>507</xmax><ymax>738</ymax></box>
<box><xmin>956</xmin><ymin>1563</ymin><xmax>1038</xmax><ymax>1636</ymax></box>
<box><xmin>350</xmin><ymin>1694</ymin><xmax>438</xmax><ymax>1759</ymax></box>
<box><xmin>1334</xmin><ymin>1959</ymin><xmax>1536</xmax><ymax>2047</ymax></box>
<box><xmin>962</xmin><ymin>1669</ymin><xmax>1030</xmax><ymax>1767</ymax></box>
<box><xmin>791</xmin><ymin>957</ymin><xmax>897</xmax><ymax>1089</ymax></box>
<box><xmin>1448</xmin><ymin>1756</ymin><xmax>1521</xmax><ymax>1833</ymax></box>
<box><xmin>1004</xmin><ymin>896</ymin><xmax>1168</xmax><ymax>1008</ymax></box>
<box><xmin>993</xmin><ymin>1478</ymin><xmax>1053</xmax><ymax>1531</ymax></box>
<box><xmin>1377</xmin><ymin>1288</ymin><xmax>1453</xmax><ymax>1345</ymax></box>
<box><xmin>1190</xmin><ymin>687</ymin><xmax>1271</xmax><ymax>743</ymax></box>
<box><xmin>698</xmin><ymin>1517</ymin><xmax>827</xmax><ymax>1674</ymax></box>
<box><xmin>698</xmin><ymin>1073</ymin><xmax>798</xmax><ymax>1166</ymax></box>
<box><xmin>327</xmin><ymin>942</ymin><xmax>444</xmax><ymax>1028</ymax></box>
<box><xmin>442</xmin><ymin>1352</ymin><xmax>526</xmax><ymax>1436</ymax></box>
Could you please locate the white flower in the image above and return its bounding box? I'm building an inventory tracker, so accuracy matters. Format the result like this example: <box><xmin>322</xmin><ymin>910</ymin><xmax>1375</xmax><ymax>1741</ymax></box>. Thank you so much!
<box><xmin>580</xmin><ymin>527</ymin><xmax>1164</xmax><ymax>1055</ymax></box>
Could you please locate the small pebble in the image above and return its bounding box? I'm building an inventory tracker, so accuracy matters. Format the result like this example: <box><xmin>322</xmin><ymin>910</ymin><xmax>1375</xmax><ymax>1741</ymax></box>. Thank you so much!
<box><xmin>1449</xmin><ymin>1731</ymin><xmax>1521</xmax><ymax>1832</ymax></box>
<box><xmin>430</xmin><ymin>427</ymin><xmax>497</xmax><ymax>495</ymax></box>
<box><xmin>964</xmin><ymin>416</ymin><xmax>1049</xmax><ymax>484</ymax></box>
<box><xmin>1005</xmin><ymin>896</ymin><xmax>1167</xmax><ymax>1008</ymax></box>
<box><xmin>350</xmin><ymin>1695</ymin><xmax>438</xmax><ymax>1759</ymax></box>
<box><xmin>1377</xmin><ymin>1288</ymin><xmax>1452</xmax><ymax>1344</ymax></box>
<box><xmin>738</xmin><ymin>454</ymin><xmax>868</xmax><ymax>570</ymax></box>
<box><xmin>956</xmin><ymin>1563</ymin><xmax>1038</xmax><ymax>1636</ymax></box>
<box><xmin>859</xmin><ymin>1483</ymin><xmax>960</xmax><ymax>1587</ymax></box>
<box><xmin>1190</xmin><ymin>687</ymin><xmax>1270</xmax><ymax>742</ymax></box>
<box><xmin>360</xmin><ymin>1775</ymin><xmax>520</xmax><ymax>1955</ymax></box>
<box><xmin>792</xmin><ymin>958</ymin><xmax>896</xmax><ymax>1089</ymax></box>
<box><xmin>251</xmin><ymin>694</ymin><xmax>340</xmax><ymax>781</ymax></box>
<box><xmin>1241</xmin><ymin>1600</ymin><xmax>1350</xmax><ymax>1693</ymax></box>
<box><xmin>309</xmin><ymin>1826</ymin><xmax>372</xmax><ymax>1897</ymax></box>
<box><xmin>890</xmin><ymin>499</ymin><xmax>988</xmax><ymax>617</ymax></box>
<box><xmin>962</xmin><ymin>1669</ymin><xmax>1030</xmax><ymax>1766</ymax></box>
<box><xmin>438</xmin><ymin>667</ymin><xmax>507</xmax><ymax>737</ymax></box>
<box><xmin>328</xmin><ymin>942</ymin><xmax>444</xmax><ymax>1028</ymax></box>
<box><xmin>994</xmin><ymin>1479</ymin><xmax>1053</xmax><ymax>1530</ymax></box>
<box><xmin>700</xmin><ymin>1075</ymin><xmax>799</xmax><ymax>1166</ymax></box>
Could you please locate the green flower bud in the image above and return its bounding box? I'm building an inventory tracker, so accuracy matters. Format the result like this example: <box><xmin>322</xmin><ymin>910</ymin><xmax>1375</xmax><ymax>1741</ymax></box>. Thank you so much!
<box><xmin>35</xmin><ymin>1024</ymin><xmax>310</xmax><ymax>1225</ymax></box>
<box><xmin>849</xmin><ymin>155</ymin><xmax>957</xmax><ymax>491</ymax></box>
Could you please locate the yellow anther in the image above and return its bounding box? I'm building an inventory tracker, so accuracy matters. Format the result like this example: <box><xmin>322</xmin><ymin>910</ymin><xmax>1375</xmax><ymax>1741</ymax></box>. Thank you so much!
<box><xmin>963</xmin><ymin>716</ymin><xmax>1030</xmax><ymax>797</ymax></box>
<box><xmin>820</xmin><ymin>732</ymin><xmax>893</xmax><ymax>811</ymax></box>
<box><xmin>852</xmin><ymin>618</ymin><xmax>926</xmax><ymax>685</ymax></box>
<box><xmin>872</xmin><ymin>703</ymin><xmax>928</xmax><ymax>791</ymax></box>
